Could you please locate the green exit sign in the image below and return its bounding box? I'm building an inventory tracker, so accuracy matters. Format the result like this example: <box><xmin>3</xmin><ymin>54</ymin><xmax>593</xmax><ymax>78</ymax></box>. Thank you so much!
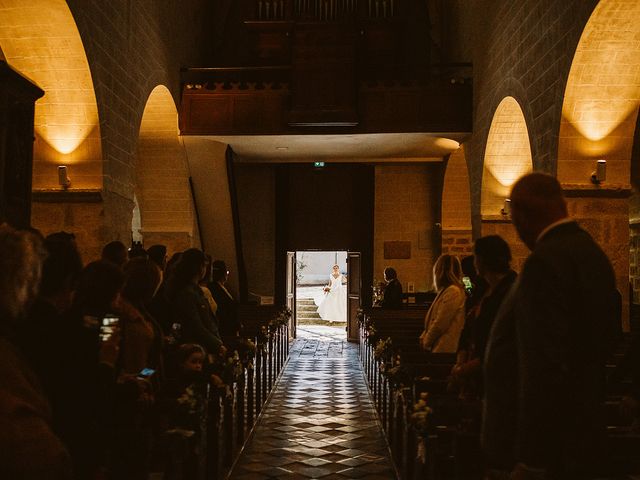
<box><xmin>314</xmin><ymin>161</ymin><xmax>325</xmax><ymax>168</ymax></box>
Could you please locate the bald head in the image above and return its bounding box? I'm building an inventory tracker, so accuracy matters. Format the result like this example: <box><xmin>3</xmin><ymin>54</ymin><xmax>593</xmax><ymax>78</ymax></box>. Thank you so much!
<box><xmin>510</xmin><ymin>173</ymin><xmax>568</xmax><ymax>250</ymax></box>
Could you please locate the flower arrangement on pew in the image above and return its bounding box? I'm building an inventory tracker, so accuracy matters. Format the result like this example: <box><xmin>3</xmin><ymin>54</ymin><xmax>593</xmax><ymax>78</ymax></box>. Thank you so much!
<box><xmin>373</xmin><ymin>337</ymin><xmax>393</xmax><ymax>363</ymax></box>
<box><xmin>235</xmin><ymin>338</ymin><xmax>257</xmax><ymax>368</ymax></box>
<box><xmin>218</xmin><ymin>351</ymin><xmax>243</xmax><ymax>397</ymax></box>
<box><xmin>257</xmin><ymin>325</ymin><xmax>269</xmax><ymax>350</ymax></box>
<box><xmin>410</xmin><ymin>392</ymin><xmax>434</xmax><ymax>464</ymax></box>
<box><xmin>364</xmin><ymin>316</ymin><xmax>379</xmax><ymax>346</ymax></box>
<box><xmin>383</xmin><ymin>354</ymin><xmax>412</xmax><ymax>390</ymax></box>
<box><xmin>268</xmin><ymin>306</ymin><xmax>291</xmax><ymax>332</ymax></box>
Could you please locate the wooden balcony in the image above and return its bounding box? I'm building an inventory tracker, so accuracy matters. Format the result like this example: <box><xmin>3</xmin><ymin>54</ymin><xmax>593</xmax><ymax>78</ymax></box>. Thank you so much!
<box><xmin>179</xmin><ymin>0</ymin><xmax>472</xmax><ymax>136</ymax></box>
<box><xmin>179</xmin><ymin>66</ymin><xmax>472</xmax><ymax>135</ymax></box>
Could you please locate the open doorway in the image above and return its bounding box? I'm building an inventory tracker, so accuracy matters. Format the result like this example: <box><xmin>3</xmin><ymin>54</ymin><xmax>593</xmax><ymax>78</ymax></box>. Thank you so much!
<box><xmin>294</xmin><ymin>251</ymin><xmax>348</xmax><ymax>339</ymax></box>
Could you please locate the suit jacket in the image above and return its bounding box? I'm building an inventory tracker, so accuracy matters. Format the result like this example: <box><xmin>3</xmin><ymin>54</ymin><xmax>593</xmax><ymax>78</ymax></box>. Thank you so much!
<box><xmin>483</xmin><ymin>221</ymin><xmax>617</xmax><ymax>477</ymax></box>
<box><xmin>209</xmin><ymin>282</ymin><xmax>240</xmax><ymax>336</ymax></box>
<box><xmin>381</xmin><ymin>279</ymin><xmax>403</xmax><ymax>309</ymax></box>
<box><xmin>420</xmin><ymin>285</ymin><xmax>466</xmax><ymax>353</ymax></box>
<box><xmin>173</xmin><ymin>283</ymin><xmax>223</xmax><ymax>354</ymax></box>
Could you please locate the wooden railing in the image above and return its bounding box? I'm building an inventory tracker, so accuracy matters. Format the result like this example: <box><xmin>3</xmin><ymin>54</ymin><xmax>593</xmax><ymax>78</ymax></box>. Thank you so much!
<box><xmin>162</xmin><ymin>305</ymin><xmax>290</xmax><ymax>479</ymax></box>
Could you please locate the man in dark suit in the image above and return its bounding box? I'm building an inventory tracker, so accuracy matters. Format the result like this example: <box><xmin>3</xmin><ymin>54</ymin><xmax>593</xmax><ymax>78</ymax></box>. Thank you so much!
<box><xmin>380</xmin><ymin>267</ymin><xmax>403</xmax><ymax>309</ymax></box>
<box><xmin>210</xmin><ymin>260</ymin><xmax>240</xmax><ymax>337</ymax></box>
<box><xmin>483</xmin><ymin>173</ymin><xmax>618</xmax><ymax>480</ymax></box>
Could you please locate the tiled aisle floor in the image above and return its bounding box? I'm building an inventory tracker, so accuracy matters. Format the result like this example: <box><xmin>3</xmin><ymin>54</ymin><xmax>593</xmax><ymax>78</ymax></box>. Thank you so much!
<box><xmin>229</xmin><ymin>326</ymin><xmax>397</xmax><ymax>479</ymax></box>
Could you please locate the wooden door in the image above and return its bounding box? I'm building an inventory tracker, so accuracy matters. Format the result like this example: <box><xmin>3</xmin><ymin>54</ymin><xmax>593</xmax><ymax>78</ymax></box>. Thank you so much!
<box><xmin>347</xmin><ymin>251</ymin><xmax>361</xmax><ymax>342</ymax></box>
<box><xmin>286</xmin><ymin>251</ymin><xmax>296</xmax><ymax>338</ymax></box>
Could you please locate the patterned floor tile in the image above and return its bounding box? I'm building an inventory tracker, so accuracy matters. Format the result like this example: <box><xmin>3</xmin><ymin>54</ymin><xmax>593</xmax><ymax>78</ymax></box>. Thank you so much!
<box><xmin>229</xmin><ymin>326</ymin><xmax>397</xmax><ymax>479</ymax></box>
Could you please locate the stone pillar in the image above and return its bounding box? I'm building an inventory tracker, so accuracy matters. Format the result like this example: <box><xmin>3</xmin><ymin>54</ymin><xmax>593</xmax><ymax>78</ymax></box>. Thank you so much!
<box><xmin>564</xmin><ymin>185</ymin><xmax>631</xmax><ymax>331</ymax></box>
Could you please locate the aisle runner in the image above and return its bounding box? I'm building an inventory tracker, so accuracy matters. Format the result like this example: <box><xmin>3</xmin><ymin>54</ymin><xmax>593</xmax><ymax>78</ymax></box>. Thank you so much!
<box><xmin>229</xmin><ymin>326</ymin><xmax>397</xmax><ymax>479</ymax></box>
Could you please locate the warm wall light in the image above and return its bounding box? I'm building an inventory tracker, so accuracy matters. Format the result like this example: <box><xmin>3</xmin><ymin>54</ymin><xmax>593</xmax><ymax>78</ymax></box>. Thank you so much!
<box><xmin>57</xmin><ymin>165</ymin><xmax>71</xmax><ymax>189</ymax></box>
<box><xmin>501</xmin><ymin>198</ymin><xmax>511</xmax><ymax>216</ymax></box>
<box><xmin>591</xmin><ymin>159</ymin><xmax>606</xmax><ymax>184</ymax></box>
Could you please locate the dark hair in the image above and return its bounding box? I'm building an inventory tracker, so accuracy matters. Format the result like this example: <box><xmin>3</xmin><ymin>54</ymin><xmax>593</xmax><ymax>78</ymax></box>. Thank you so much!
<box><xmin>101</xmin><ymin>241</ymin><xmax>128</xmax><ymax>267</ymax></box>
<box><xmin>167</xmin><ymin>249</ymin><xmax>205</xmax><ymax>296</ymax></box>
<box><xmin>0</xmin><ymin>224</ymin><xmax>46</xmax><ymax>320</ymax></box>
<box><xmin>384</xmin><ymin>267</ymin><xmax>397</xmax><ymax>280</ymax></box>
<box><xmin>123</xmin><ymin>258</ymin><xmax>161</xmax><ymax>303</ymax></box>
<box><xmin>176</xmin><ymin>343</ymin><xmax>205</xmax><ymax>366</ymax></box>
<box><xmin>473</xmin><ymin>235</ymin><xmax>512</xmax><ymax>274</ymax></box>
<box><xmin>147</xmin><ymin>244</ymin><xmax>167</xmax><ymax>270</ymax></box>
<box><xmin>39</xmin><ymin>232</ymin><xmax>83</xmax><ymax>297</ymax></box>
<box><xmin>128</xmin><ymin>241</ymin><xmax>147</xmax><ymax>260</ymax></box>
<box><xmin>74</xmin><ymin>260</ymin><xmax>125</xmax><ymax>313</ymax></box>
<box><xmin>211</xmin><ymin>260</ymin><xmax>228</xmax><ymax>282</ymax></box>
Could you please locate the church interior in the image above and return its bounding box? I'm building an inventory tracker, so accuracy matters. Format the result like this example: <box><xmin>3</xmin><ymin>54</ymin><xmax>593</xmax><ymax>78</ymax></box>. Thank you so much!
<box><xmin>1</xmin><ymin>0</ymin><xmax>640</xmax><ymax>479</ymax></box>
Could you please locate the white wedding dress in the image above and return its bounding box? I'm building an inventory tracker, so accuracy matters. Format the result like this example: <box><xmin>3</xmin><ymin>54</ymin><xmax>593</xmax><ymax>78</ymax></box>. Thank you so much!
<box><xmin>314</xmin><ymin>273</ymin><xmax>347</xmax><ymax>322</ymax></box>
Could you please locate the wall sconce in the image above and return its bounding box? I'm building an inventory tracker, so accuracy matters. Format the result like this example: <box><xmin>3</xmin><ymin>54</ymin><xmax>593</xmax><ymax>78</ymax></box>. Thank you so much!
<box><xmin>591</xmin><ymin>159</ymin><xmax>606</xmax><ymax>184</ymax></box>
<box><xmin>501</xmin><ymin>198</ymin><xmax>511</xmax><ymax>216</ymax></box>
<box><xmin>57</xmin><ymin>165</ymin><xmax>71</xmax><ymax>189</ymax></box>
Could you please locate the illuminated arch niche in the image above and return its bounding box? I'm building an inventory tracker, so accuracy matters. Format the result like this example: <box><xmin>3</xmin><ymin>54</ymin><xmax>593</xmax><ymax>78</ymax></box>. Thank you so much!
<box><xmin>137</xmin><ymin>85</ymin><xmax>196</xmax><ymax>253</ymax></box>
<box><xmin>481</xmin><ymin>96</ymin><xmax>533</xmax><ymax>217</ymax></box>
<box><xmin>442</xmin><ymin>146</ymin><xmax>473</xmax><ymax>255</ymax></box>
<box><xmin>558</xmin><ymin>0</ymin><xmax>640</xmax><ymax>185</ymax></box>
<box><xmin>0</xmin><ymin>0</ymin><xmax>102</xmax><ymax>189</ymax></box>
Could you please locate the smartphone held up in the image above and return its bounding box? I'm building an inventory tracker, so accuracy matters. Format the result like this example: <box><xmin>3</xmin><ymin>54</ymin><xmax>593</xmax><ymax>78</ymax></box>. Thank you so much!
<box><xmin>99</xmin><ymin>315</ymin><xmax>120</xmax><ymax>342</ymax></box>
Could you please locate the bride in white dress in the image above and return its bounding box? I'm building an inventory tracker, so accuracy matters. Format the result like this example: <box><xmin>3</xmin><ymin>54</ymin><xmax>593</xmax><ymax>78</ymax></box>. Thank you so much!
<box><xmin>314</xmin><ymin>265</ymin><xmax>347</xmax><ymax>322</ymax></box>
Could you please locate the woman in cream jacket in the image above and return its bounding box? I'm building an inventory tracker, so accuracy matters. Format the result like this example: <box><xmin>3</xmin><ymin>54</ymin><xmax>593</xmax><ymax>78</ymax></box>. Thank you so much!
<box><xmin>420</xmin><ymin>254</ymin><xmax>466</xmax><ymax>353</ymax></box>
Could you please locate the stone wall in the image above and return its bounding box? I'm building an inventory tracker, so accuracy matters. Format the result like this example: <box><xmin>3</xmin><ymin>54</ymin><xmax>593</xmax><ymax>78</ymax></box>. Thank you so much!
<box><xmin>374</xmin><ymin>164</ymin><xmax>442</xmax><ymax>292</ymax></box>
<box><xmin>21</xmin><ymin>0</ymin><xmax>211</xmax><ymax>257</ymax></box>
<box><xmin>441</xmin><ymin>229</ymin><xmax>473</xmax><ymax>258</ymax></box>
<box><xmin>465</xmin><ymin>0</ymin><xmax>599</xmax><ymax>230</ymax></box>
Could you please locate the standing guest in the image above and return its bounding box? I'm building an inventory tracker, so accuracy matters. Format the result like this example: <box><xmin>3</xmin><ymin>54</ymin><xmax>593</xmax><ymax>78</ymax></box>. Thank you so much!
<box><xmin>380</xmin><ymin>267</ymin><xmax>403</xmax><ymax>309</ymax></box>
<box><xmin>200</xmin><ymin>254</ymin><xmax>219</xmax><ymax>316</ymax></box>
<box><xmin>59</xmin><ymin>261</ymin><xmax>123</xmax><ymax>479</ymax></box>
<box><xmin>0</xmin><ymin>224</ymin><xmax>72</xmax><ymax>480</ymax></box>
<box><xmin>147</xmin><ymin>244</ymin><xmax>168</xmax><ymax>272</ymax></box>
<box><xmin>19</xmin><ymin>232</ymin><xmax>83</xmax><ymax>411</ymax></box>
<box><xmin>102</xmin><ymin>240</ymin><xmax>128</xmax><ymax>268</ymax></box>
<box><xmin>110</xmin><ymin>257</ymin><xmax>162</xmax><ymax>480</ymax></box>
<box><xmin>209</xmin><ymin>260</ymin><xmax>240</xmax><ymax>337</ymax></box>
<box><xmin>452</xmin><ymin>236</ymin><xmax>516</xmax><ymax>399</ymax></box>
<box><xmin>128</xmin><ymin>241</ymin><xmax>147</xmax><ymax>260</ymax></box>
<box><xmin>419</xmin><ymin>254</ymin><xmax>466</xmax><ymax>353</ymax></box>
<box><xmin>151</xmin><ymin>251</ymin><xmax>183</xmax><ymax>336</ymax></box>
<box><xmin>167</xmin><ymin>249</ymin><xmax>226</xmax><ymax>356</ymax></box>
<box><xmin>483</xmin><ymin>173</ymin><xmax>618</xmax><ymax>480</ymax></box>
<box><xmin>119</xmin><ymin>258</ymin><xmax>163</xmax><ymax>376</ymax></box>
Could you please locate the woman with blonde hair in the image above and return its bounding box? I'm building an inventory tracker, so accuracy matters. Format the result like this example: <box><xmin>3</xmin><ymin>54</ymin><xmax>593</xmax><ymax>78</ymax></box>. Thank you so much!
<box><xmin>419</xmin><ymin>254</ymin><xmax>466</xmax><ymax>353</ymax></box>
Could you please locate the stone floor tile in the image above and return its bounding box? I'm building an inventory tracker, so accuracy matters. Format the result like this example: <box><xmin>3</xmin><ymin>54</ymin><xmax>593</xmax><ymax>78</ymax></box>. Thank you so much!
<box><xmin>229</xmin><ymin>326</ymin><xmax>397</xmax><ymax>479</ymax></box>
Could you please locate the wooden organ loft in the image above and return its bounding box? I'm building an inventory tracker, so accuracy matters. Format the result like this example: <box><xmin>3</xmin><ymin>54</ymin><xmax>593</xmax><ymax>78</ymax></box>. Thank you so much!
<box><xmin>179</xmin><ymin>0</ymin><xmax>472</xmax><ymax>134</ymax></box>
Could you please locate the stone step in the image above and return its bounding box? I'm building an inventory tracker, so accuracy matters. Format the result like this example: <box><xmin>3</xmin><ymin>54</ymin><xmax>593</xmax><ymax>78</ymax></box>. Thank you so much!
<box><xmin>297</xmin><ymin>313</ymin><xmax>323</xmax><ymax>321</ymax></box>
<box><xmin>297</xmin><ymin>305</ymin><xmax>319</xmax><ymax>312</ymax></box>
<box><xmin>296</xmin><ymin>298</ymin><xmax>318</xmax><ymax>305</ymax></box>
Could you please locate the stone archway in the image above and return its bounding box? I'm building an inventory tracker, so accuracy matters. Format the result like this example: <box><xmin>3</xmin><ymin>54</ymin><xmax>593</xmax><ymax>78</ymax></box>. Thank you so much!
<box><xmin>558</xmin><ymin>0</ymin><xmax>640</xmax><ymax>328</ymax></box>
<box><xmin>0</xmin><ymin>0</ymin><xmax>102</xmax><ymax>189</ymax></box>
<box><xmin>480</xmin><ymin>96</ymin><xmax>532</xmax><ymax>271</ymax></box>
<box><xmin>441</xmin><ymin>146</ymin><xmax>473</xmax><ymax>258</ymax></box>
<box><xmin>136</xmin><ymin>85</ymin><xmax>197</xmax><ymax>255</ymax></box>
<box><xmin>0</xmin><ymin>0</ymin><xmax>105</xmax><ymax>260</ymax></box>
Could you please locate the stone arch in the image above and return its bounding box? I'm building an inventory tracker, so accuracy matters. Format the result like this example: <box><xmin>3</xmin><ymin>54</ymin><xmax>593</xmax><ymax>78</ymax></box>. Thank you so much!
<box><xmin>441</xmin><ymin>146</ymin><xmax>473</xmax><ymax>257</ymax></box>
<box><xmin>481</xmin><ymin>96</ymin><xmax>533</xmax><ymax>217</ymax></box>
<box><xmin>136</xmin><ymin>85</ymin><xmax>197</xmax><ymax>255</ymax></box>
<box><xmin>558</xmin><ymin>0</ymin><xmax>640</xmax><ymax>328</ymax></box>
<box><xmin>480</xmin><ymin>96</ymin><xmax>533</xmax><ymax>271</ymax></box>
<box><xmin>0</xmin><ymin>0</ymin><xmax>102</xmax><ymax>189</ymax></box>
<box><xmin>558</xmin><ymin>0</ymin><xmax>640</xmax><ymax>186</ymax></box>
